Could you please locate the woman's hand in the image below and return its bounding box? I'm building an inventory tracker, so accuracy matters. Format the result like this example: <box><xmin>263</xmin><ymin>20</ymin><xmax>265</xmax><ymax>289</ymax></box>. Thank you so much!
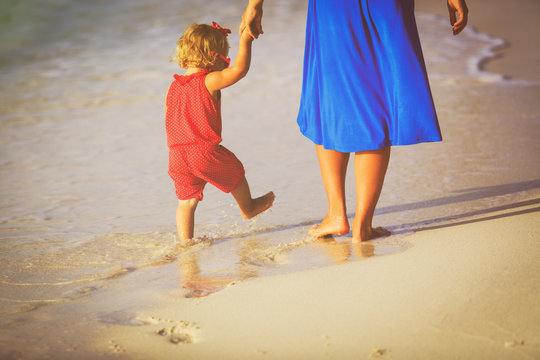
<box><xmin>447</xmin><ymin>0</ymin><xmax>468</xmax><ymax>35</ymax></box>
<box><xmin>239</xmin><ymin>0</ymin><xmax>264</xmax><ymax>39</ymax></box>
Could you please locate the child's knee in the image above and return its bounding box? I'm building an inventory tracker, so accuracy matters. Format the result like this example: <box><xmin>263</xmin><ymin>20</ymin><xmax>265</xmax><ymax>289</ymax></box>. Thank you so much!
<box><xmin>178</xmin><ymin>198</ymin><xmax>199</xmax><ymax>212</ymax></box>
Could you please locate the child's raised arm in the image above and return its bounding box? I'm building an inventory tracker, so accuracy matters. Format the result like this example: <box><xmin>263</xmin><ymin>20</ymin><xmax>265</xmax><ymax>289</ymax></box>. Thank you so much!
<box><xmin>205</xmin><ymin>30</ymin><xmax>253</xmax><ymax>96</ymax></box>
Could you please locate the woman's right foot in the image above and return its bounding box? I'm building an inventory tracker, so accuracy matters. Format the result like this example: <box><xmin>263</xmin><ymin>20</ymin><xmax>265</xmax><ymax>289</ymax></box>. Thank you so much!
<box><xmin>309</xmin><ymin>215</ymin><xmax>350</xmax><ymax>238</ymax></box>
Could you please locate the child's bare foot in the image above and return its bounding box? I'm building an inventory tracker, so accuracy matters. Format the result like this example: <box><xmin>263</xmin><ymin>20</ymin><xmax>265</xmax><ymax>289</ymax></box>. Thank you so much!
<box><xmin>309</xmin><ymin>215</ymin><xmax>350</xmax><ymax>238</ymax></box>
<box><xmin>177</xmin><ymin>238</ymin><xmax>197</xmax><ymax>248</ymax></box>
<box><xmin>240</xmin><ymin>191</ymin><xmax>275</xmax><ymax>219</ymax></box>
<box><xmin>351</xmin><ymin>226</ymin><xmax>390</xmax><ymax>243</ymax></box>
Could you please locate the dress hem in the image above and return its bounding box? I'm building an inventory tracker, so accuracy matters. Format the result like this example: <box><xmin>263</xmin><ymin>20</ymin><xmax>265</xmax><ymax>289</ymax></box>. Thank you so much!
<box><xmin>299</xmin><ymin>130</ymin><xmax>442</xmax><ymax>153</ymax></box>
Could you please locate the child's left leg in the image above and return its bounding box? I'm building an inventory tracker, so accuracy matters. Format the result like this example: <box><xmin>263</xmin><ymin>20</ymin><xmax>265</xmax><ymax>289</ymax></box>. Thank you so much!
<box><xmin>176</xmin><ymin>198</ymin><xmax>200</xmax><ymax>244</ymax></box>
<box><xmin>231</xmin><ymin>176</ymin><xmax>275</xmax><ymax>219</ymax></box>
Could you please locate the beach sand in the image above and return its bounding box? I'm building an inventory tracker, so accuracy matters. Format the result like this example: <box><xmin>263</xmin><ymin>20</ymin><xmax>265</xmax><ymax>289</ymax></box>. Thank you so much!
<box><xmin>1</xmin><ymin>0</ymin><xmax>539</xmax><ymax>359</ymax></box>
<box><xmin>90</xmin><ymin>1</ymin><xmax>540</xmax><ymax>359</ymax></box>
<box><xmin>96</xmin><ymin>203</ymin><xmax>539</xmax><ymax>359</ymax></box>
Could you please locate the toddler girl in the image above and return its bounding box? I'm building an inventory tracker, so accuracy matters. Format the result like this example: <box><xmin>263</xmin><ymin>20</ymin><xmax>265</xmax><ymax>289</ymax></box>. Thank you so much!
<box><xmin>166</xmin><ymin>22</ymin><xmax>274</xmax><ymax>245</ymax></box>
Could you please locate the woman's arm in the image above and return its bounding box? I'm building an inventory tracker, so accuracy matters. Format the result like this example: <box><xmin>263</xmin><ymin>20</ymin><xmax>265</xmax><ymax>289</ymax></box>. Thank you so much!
<box><xmin>447</xmin><ymin>0</ymin><xmax>469</xmax><ymax>35</ymax></box>
<box><xmin>239</xmin><ymin>0</ymin><xmax>264</xmax><ymax>39</ymax></box>
<box><xmin>205</xmin><ymin>30</ymin><xmax>253</xmax><ymax>95</ymax></box>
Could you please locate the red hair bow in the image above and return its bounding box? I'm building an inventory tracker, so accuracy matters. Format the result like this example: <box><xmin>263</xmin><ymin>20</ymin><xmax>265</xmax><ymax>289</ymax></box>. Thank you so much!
<box><xmin>211</xmin><ymin>21</ymin><xmax>231</xmax><ymax>37</ymax></box>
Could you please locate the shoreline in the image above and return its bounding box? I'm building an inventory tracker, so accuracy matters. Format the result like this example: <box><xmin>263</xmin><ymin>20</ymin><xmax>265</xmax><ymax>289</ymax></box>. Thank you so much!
<box><xmin>415</xmin><ymin>0</ymin><xmax>540</xmax><ymax>82</ymax></box>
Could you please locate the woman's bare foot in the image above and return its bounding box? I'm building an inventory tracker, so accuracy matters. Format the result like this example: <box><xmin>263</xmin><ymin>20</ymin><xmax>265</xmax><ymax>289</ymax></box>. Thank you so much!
<box><xmin>309</xmin><ymin>215</ymin><xmax>350</xmax><ymax>238</ymax></box>
<box><xmin>240</xmin><ymin>191</ymin><xmax>275</xmax><ymax>219</ymax></box>
<box><xmin>351</xmin><ymin>226</ymin><xmax>390</xmax><ymax>243</ymax></box>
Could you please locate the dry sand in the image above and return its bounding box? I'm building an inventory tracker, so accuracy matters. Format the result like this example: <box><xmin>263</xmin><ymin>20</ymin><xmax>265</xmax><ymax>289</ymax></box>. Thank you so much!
<box><xmin>91</xmin><ymin>1</ymin><xmax>540</xmax><ymax>359</ymax></box>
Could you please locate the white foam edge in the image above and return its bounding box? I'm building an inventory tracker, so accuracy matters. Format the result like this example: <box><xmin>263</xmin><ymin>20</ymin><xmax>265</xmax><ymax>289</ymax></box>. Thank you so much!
<box><xmin>417</xmin><ymin>11</ymin><xmax>539</xmax><ymax>86</ymax></box>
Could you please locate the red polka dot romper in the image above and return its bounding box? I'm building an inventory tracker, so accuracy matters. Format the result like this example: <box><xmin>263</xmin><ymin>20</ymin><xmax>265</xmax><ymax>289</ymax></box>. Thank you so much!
<box><xmin>166</xmin><ymin>70</ymin><xmax>245</xmax><ymax>201</ymax></box>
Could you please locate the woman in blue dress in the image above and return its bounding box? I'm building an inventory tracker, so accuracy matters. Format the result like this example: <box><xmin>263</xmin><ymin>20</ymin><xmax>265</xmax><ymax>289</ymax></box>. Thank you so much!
<box><xmin>241</xmin><ymin>0</ymin><xmax>468</xmax><ymax>242</ymax></box>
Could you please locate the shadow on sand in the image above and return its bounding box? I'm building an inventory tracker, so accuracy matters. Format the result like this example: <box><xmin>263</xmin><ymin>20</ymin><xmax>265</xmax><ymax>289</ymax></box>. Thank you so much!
<box><xmin>207</xmin><ymin>179</ymin><xmax>540</xmax><ymax>243</ymax></box>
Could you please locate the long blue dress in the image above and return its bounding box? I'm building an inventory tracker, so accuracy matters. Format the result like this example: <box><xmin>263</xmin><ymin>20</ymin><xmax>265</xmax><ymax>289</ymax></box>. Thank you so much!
<box><xmin>297</xmin><ymin>0</ymin><xmax>441</xmax><ymax>152</ymax></box>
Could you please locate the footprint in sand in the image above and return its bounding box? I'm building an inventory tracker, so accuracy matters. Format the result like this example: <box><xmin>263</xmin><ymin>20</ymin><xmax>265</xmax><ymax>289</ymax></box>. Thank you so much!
<box><xmin>142</xmin><ymin>316</ymin><xmax>200</xmax><ymax>344</ymax></box>
<box><xmin>108</xmin><ymin>340</ymin><xmax>125</xmax><ymax>353</ymax></box>
<box><xmin>369</xmin><ymin>348</ymin><xmax>388</xmax><ymax>359</ymax></box>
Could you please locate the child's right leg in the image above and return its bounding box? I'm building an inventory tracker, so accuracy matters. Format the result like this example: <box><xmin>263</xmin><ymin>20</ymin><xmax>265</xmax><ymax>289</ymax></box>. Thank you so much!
<box><xmin>176</xmin><ymin>198</ymin><xmax>200</xmax><ymax>244</ymax></box>
<box><xmin>231</xmin><ymin>176</ymin><xmax>275</xmax><ymax>219</ymax></box>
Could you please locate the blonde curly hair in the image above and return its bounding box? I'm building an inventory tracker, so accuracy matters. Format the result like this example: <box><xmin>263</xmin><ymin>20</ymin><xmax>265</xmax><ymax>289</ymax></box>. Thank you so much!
<box><xmin>172</xmin><ymin>23</ymin><xmax>230</xmax><ymax>69</ymax></box>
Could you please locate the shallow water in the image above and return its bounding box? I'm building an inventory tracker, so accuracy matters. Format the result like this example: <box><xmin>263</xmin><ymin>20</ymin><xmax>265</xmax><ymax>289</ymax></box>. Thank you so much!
<box><xmin>1</xmin><ymin>0</ymin><xmax>539</xmax><ymax>356</ymax></box>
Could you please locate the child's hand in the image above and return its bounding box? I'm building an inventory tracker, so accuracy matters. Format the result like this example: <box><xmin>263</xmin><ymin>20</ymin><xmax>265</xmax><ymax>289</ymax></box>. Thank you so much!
<box><xmin>241</xmin><ymin>28</ymin><xmax>255</xmax><ymax>42</ymax></box>
<box><xmin>205</xmin><ymin>26</ymin><xmax>253</xmax><ymax>94</ymax></box>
